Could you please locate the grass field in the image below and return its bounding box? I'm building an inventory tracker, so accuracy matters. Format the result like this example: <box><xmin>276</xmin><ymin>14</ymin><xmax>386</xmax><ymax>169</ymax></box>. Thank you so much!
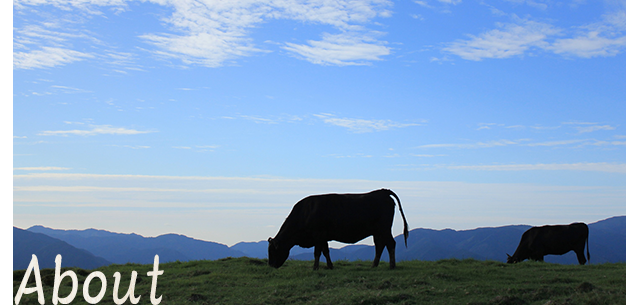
<box><xmin>13</xmin><ymin>257</ymin><xmax>625</xmax><ymax>304</ymax></box>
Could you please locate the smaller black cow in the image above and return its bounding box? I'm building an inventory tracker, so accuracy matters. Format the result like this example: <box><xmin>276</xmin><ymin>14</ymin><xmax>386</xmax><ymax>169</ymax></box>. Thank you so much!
<box><xmin>507</xmin><ymin>222</ymin><xmax>590</xmax><ymax>265</ymax></box>
<box><xmin>268</xmin><ymin>189</ymin><xmax>408</xmax><ymax>270</ymax></box>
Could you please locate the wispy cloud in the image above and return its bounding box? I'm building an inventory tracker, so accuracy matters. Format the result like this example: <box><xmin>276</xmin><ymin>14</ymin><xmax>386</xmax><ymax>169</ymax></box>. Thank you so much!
<box><xmin>315</xmin><ymin>113</ymin><xmax>420</xmax><ymax>133</ymax></box>
<box><xmin>15</xmin><ymin>0</ymin><xmax>393</xmax><ymax>69</ymax></box>
<box><xmin>221</xmin><ymin>114</ymin><xmax>303</xmax><ymax>125</ymax></box>
<box><xmin>13</xmin><ymin>16</ymin><xmax>101</xmax><ymax>70</ymax></box>
<box><xmin>443</xmin><ymin>19</ymin><xmax>559</xmax><ymax>60</ymax></box>
<box><xmin>195</xmin><ymin>145</ymin><xmax>219</xmax><ymax>151</ymax></box>
<box><xmin>444</xmin><ymin>11</ymin><xmax>626</xmax><ymax>60</ymax></box>
<box><xmin>561</xmin><ymin>121</ymin><xmax>617</xmax><ymax>133</ymax></box>
<box><xmin>420</xmin><ymin>139</ymin><xmax>522</xmax><ymax>149</ymax></box>
<box><xmin>38</xmin><ymin>124</ymin><xmax>156</xmax><ymax>136</ymax></box>
<box><xmin>14</xmin><ymin>47</ymin><xmax>93</xmax><ymax>70</ymax></box>
<box><xmin>114</xmin><ymin>145</ymin><xmax>151</xmax><ymax>149</ymax></box>
<box><xmin>547</xmin><ymin>11</ymin><xmax>626</xmax><ymax>58</ymax></box>
<box><xmin>172</xmin><ymin>145</ymin><xmax>219</xmax><ymax>152</ymax></box>
<box><xmin>447</xmin><ymin>162</ymin><xmax>625</xmax><ymax>173</ymax></box>
<box><xmin>328</xmin><ymin>153</ymin><xmax>373</xmax><ymax>158</ymax></box>
<box><xmin>283</xmin><ymin>32</ymin><xmax>391</xmax><ymax>66</ymax></box>
<box><xmin>14</xmin><ymin>0</ymin><xmax>128</xmax><ymax>11</ymax></box>
<box><xmin>13</xmin><ymin>167</ymin><xmax>71</xmax><ymax>171</ymax></box>
<box><xmin>239</xmin><ymin>115</ymin><xmax>279</xmax><ymax>125</ymax></box>
<box><xmin>575</xmin><ymin>125</ymin><xmax>616</xmax><ymax>134</ymax></box>
<box><xmin>421</xmin><ymin>137</ymin><xmax>624</xmax><ymax>149</ymax></box>
<box><xmin>411</xmin><ymin>154</ymin><xmax>447</xmax><ymax>157</ymax></box>
<box><xmin>524</xmin><ymin>139</ymin><xmax>586</xmax><ymax>147</ymax></box>
<box><xmin>140</xmin><ymin>0</ymin><xmax>393</xmax><ymax>67</ymax></box>
<box><xmin>140</xmin><ymin>31</ymin><xmax>263</xmax><ymax>68</ymax></box>
<box><xmin>530</xmin><ymin>125</ymin><xmax>561</xmax><ymax>130</ymax></box>
<box><xmin>476</xmin><ymin>123</ymin><xmax>505</xmax><ymax>130</ymax></box>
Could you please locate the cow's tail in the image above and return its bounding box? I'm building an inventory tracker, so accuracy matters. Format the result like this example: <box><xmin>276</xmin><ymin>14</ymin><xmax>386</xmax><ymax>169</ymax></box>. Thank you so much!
<box><xmin>386</xmin><ymin>189</ymin><xmax>409</xmax><ymax>247</ymax></box>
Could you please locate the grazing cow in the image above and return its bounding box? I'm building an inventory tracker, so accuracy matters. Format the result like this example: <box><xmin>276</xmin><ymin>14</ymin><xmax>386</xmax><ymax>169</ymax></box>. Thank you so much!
<box><xmin>268</xmin><ymin>189</ymin><xmax>409</xmax><ymax>270</ymax></box>
<box><xmin>507</xmin><ymin>222</ymin><xmax>590</xmax><ymax>265</ymax></box>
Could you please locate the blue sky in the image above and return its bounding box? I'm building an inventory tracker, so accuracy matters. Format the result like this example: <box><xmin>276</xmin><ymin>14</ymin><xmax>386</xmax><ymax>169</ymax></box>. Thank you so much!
<box><xmin>12</xmin><ymin>0</ymin><xmax>627</xmax><ymax>246</ymax></box>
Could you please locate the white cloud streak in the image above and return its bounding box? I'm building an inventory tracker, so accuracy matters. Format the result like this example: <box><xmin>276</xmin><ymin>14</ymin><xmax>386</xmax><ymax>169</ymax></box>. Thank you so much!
<box><xmin>524</xmin><ymin>139</ymin><xmax>586</xmax><ymax>147</ymax></box>
<box><xmin>447</xmin><ymin>162</ymin><xmax>625</xmax><ymax>173</ymax></box>
<box><xmin>13</xmin><ymin>173</ymin><xmax>625</xmax><ymax>245</ymax></box>
<box><xmin>547</xmin><ymin>11</ymin><xmax>626</xmax><ymax>58</ymax></box>
<box><xmin>15</xmin><ymin>0</ymin><xmax>624</xmax><ymax>68</ymax></box>
<box><xmin>419</xmin><ymin>139</ymin><xmax>522</xmax><ymax>149</ymax></box>
<box><xmin>15</xmin><ymin>0</ymin><xmax>394</xmax><ymax>68</ymax></box>
<box><xmin>574</xmin><ymin>125</ymin><xmax>616</xmax><ymax>133</ymax></box>
<box><xmin>13</xmin><ymin>167</ymin><xmax>71</xmax><ymax>171</ymax></box>
<box><xmin>38</xmin><ymin>125</ymin><xmax>156</xmax><ymax>136</ymax></box>
<box><xmin>283</xmin><ymin>32</ymin><xmax>390</xmax><ymax>66</ymax></box>
<box><xmin>13</xmin><ymin>47</ymin><xmax>94</xmax><ymax>70</ymax></box>
<box><xmin>421</xmin><ymin>138</ymin><xmax>625</xmax><ymax>149</ymax></box>
<box><xmin>314</xmin><ymin>113</ymin><xmax>420</xmax><ymax>133</ymax></box>
<box><xmin>140</xmin><ymin>0</ymin><xmax>393</xmax><ymax>67</ymax></box>
<box><xmin>444</xmin><ymin>11</ymin><xmax>626</xmax><ymax>60</ymax></box>
<box><xmin>443</xmin><ymin>19</ymin><xmax>559</xmax><ymax>60</ymax></box>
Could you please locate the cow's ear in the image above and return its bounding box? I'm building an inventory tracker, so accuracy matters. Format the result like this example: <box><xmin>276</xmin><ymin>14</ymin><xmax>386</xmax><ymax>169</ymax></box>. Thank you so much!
<box><xmin>506</xmin><ymin>253</ymin><xmax>512</xmax><ymax>259</ymax></box>
<box><xmin>268</xmin><ymin>237</ymin><xmax>278</xmax><ymax>249</ymax></box>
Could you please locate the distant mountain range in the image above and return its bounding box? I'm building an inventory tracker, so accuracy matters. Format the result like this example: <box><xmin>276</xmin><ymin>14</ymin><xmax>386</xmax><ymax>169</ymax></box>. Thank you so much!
<box><xmin>289</xmin><ymin>216</ymin><xmax>626</xmax><ymax>265</ymax></box>
<box><xmin>14</xmin><ymin>216</ymin><xmax>625</xmax><ymax>270</ymax></box>
<box><xmin>24</xmin><ymin>225</ymin><xmax>245</xmax><ymax>266</ymax></box>
<box><xmin>13</xmin><ymin>227</ymin><xmax>112</xmax><ymax>270</ymax></box>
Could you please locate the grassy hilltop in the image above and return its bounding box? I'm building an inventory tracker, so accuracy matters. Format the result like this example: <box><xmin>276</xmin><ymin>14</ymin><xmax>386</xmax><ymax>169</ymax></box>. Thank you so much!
<box><xmin>13</xmin><ymin>257</ymin><xmax>625</xmax><ymax>305</ymax></box>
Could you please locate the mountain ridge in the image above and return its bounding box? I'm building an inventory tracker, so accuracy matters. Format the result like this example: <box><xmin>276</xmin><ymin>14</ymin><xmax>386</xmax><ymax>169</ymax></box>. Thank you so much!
<box><xmin>17</xmin><ymin>216</ymin><xmax>624</xmax><ymax>270</ymax></box>
<box><xmin>13</xmin><ymin>227</ymin><xmax>112</xmax><ymax>270</ymax></box>
<box><xmin>26</xmin><ymin>225</ymin><xmax>245</xmax><ymax>266</ymax></box>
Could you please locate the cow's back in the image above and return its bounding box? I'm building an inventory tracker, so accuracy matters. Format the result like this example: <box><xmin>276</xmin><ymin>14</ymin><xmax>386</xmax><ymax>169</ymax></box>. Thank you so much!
<box><xmin>529</xmin><ymin>223</ymin><xmax>588</xmax><ymax>255</ymax></box>
<box><xmin>288</xmin><ymin>191</ymin><xmax>396</xmax><ymax>245</ymax></box>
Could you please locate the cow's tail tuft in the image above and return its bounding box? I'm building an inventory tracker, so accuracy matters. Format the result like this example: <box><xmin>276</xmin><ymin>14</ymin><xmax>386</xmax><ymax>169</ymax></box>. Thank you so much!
<box><xmin>386</xmin><ymin>189</ymin><xmax>409</xmax><ymax>247</ymax></box>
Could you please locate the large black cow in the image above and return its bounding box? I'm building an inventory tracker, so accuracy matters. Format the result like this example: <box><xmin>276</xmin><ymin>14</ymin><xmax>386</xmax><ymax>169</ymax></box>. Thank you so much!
<box><xmin>268</xmin><ymin>189</ymin><xmax>409</xmax><ymax>270</ymax></box>
<box><xmin>507</xmin><ymin>222</ymin><xmax>590</xmax><ymax>265</ymax></box>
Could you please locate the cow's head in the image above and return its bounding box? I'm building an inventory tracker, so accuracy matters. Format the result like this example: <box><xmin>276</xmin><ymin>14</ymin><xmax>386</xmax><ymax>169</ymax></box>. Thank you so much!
<box><xmin>506</xmin><ymin>253</ymin><xmax>519</xmax><ymax>264</ymax></box>
<box><xmin>268</xmin><ymin>237</ymin><xmax>290</xmax><ymax>268</ymax></box>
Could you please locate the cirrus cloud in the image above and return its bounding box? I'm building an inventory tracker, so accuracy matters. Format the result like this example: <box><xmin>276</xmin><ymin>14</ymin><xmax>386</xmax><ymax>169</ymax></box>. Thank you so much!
<box><xmin>38</xmin><ymin>124</ymin><xmax>156</xmax><ymax>136</ymax></box>
<box><xmin>13</xmin><ymin>167</ymin><xmax>71</xmax><ymax>171</ymax></box>
<box><xmin>13</xmin><ymin>47</ymin><xmax>94</xmax><ymax>70</ymax></box>
<box><xmin>314</xmin><ymin>113</ymin><xmax>421</xmax><ymax>133</ymax></box>
<box><xmin>140</xmin><ymin>0</ymin><xmax>393</xmax><ymax>67</ymax></box>
<box><xmin>444</xmin><ymin>11</ymin><xmax>626</xmax><ymax>60</ymax></box>
<box><xmin>283</xmin><ymin>32</ymin><xmax>391</xmax><ymax>66</ymax></box>
<box><xmin>443</xmin><ymin>19</ymin><xmax>559</xmax><ymax>60</ymax></box>
<box><xmin>447</xmin><ymin>162</ymin><xmax>625</xmax><ymax>173</ymax></box>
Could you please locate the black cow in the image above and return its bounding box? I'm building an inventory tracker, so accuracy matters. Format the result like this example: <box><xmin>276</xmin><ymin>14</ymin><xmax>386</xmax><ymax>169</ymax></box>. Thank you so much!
<box><xmin>507</xmin><ymin>222</ymin><xmax>590</xmax><ymax>265</ymax></box>
<box><xmin>268</xmin><ymin>189</ymin><xmax>409</xmax><ymax>270</ymax></box>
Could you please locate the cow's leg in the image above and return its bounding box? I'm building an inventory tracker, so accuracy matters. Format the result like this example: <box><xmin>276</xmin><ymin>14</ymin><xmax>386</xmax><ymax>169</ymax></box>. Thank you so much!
<box><xmin>372</xmin><ymin>235</ymin><xmax>386</xmax><ymax>268</ymax></box>
<box><xmin>313</xmin><ymin>245</ymin><xmax>322</xmax><ymax>270</ymax></box>
<box><xmin>321</xmin><ymin>242</ymin><xmax>334</xmax><ymax>270</ymax></box>
<box><xmin>386</xmin><ymin>234</ymin><xmax>397</xmax><ymax>269</ymax></box>
<box><xmin>574</xmin><ymin>248</ymin><xmax>587</xmax><ymax>265</ymax></box>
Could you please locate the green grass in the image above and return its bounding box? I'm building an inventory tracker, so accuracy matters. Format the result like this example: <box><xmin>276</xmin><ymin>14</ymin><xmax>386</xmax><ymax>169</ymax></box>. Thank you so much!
<box><xmin>13</xmin><ymin>257</ymin><xmax>625</xmax><ymax>304</ymax></box>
